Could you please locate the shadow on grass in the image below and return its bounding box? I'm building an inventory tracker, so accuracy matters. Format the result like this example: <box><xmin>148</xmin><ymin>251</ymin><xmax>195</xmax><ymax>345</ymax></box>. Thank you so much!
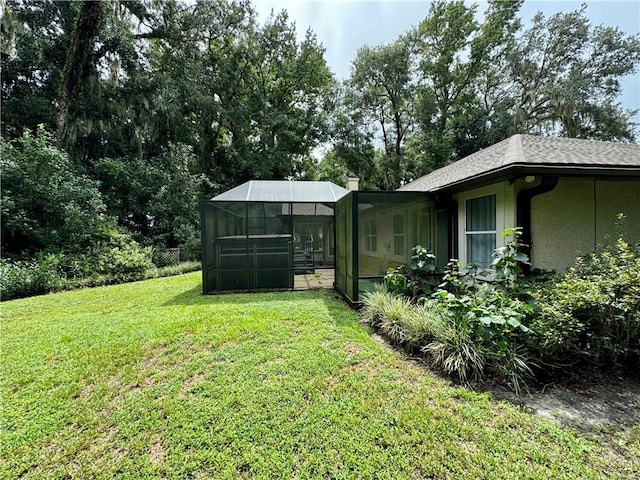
<box><xmin>163</xmin><ymin>284</ymin><xmax>351</xmax><ymax>311</ymax></box>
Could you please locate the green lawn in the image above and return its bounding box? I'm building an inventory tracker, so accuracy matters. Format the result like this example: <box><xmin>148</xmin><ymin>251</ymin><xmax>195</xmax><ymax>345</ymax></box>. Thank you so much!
<box><xmin>1</xmin><ymin>272</ymin><xmax>637</xmax><ymax>479</ymax></box>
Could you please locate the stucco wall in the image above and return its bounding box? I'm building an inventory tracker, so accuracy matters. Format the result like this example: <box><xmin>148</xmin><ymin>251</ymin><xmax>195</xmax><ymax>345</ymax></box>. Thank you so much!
<box><xmin>595</xmin><ymin>179</ymin><xmax>640</xmax><ymax>247</ymax></box>
<box><xmin>531</xmin><ymin>178</ymin><xmax>640</xmax><ymax>272</ymax></box>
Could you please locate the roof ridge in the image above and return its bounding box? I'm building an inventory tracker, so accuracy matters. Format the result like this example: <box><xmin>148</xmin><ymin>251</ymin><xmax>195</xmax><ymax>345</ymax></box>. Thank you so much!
<box><xmin>246</xmin><ymin>180</ymin><xmax>253</xmax><ymax>202</ymax></box>
<box><xmin>504</xmin><ymin>134</ymin><xmax>524</xmax><ymax>166</ymax></box>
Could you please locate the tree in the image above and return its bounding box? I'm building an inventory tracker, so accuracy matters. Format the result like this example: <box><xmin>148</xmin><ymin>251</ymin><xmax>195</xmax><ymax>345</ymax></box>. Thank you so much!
<box><xmin>508</xmin><ymin>6</ymin><xmax>640</xmax><ymax>140</ymax></box>
<box><xmin>1</xmin><ymin>0</ymin><xmax>77</xmax><ymax>137</ymax></box>
<box><xmin>57</xmin><ymin>0</ymin><xmax>102</xmax><ymax>144</ymax></box>
<box><xmin>1</xmin><ymin>127</ymin><xmax>108</xmax><ymax>255</ymax></box>
<box><xmin>410</xmin><ymin>0</ymin><xmax>522</xmax><ymax>171</ymax></box>
<box><xmin>93</xmin><ymin>143</ymin><xmax>206</xmax><ymax>248</ymax></box>
<box><xmin>348</xmin><ymin>38</ymin><xmax>414</xmax><ymax>189</ymax></box>
<box><xmin>326</xmin><ymin>85</ymin><xmax>377</xmax><ymax>188</ymax></box>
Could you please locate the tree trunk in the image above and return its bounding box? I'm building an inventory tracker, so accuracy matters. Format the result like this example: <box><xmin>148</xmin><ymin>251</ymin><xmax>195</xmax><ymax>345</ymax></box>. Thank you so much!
<box><xmin>57</xmin><ymin>1</ymin><xmax>101</xmax><ymax>145</ymax></box>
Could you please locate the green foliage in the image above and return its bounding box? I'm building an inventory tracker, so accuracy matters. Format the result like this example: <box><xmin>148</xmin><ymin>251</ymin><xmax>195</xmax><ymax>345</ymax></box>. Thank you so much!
<box><xmin>95</xmin><ymin>143</ymin><xmax>204</xmax><ymax>249</ymax></box>
<box><xmin>370</xmin><ymin>223</ymin><xmax>640</xmax><ymax>390</ymax></box>
<box><xmin>67</xmin><ymin>228</ymin><xmax>154</xmax><ymax>283</ymax></box>
<box><xmin>349</xmin><ymin>38</ymin><xmax>414</xmax><ymax>189</ymax></box>
<box><xmin>508</xmin><ymin>6</ymin><xmax>640</xmax><ymax>140</ymax></box>
<box><xmin>383</xmin><ymin>270</ymin><xmax>410</xmax><ymax>297</ymax></box>
<box><xmin>491</xmin><ymin>227</ymin><xmax>530</xmax><ymax>288</ymax></box>
<box><xmin>154</xmin><ymin>261</ymin><xmax>201</xmax><ymax>278</ymax></box>
<box><xmin>374</xmin><ymin>292</ymin><xmax>416</xmax><ymax>345</ymax></box>
<box><xmin>406</xmin><ymin>245</ymin><xmax>439</xmax><ymax>297</ymax></box>
<box><xmin>384</xmin><ymin>245</ymin><xmax>439</xmax><ymax>298</ymax></box>
<box><xmin>361</xmin><ymin>285</ymin><xmax>395</xmax><ymax>328</ymax></box>
<box><xmin>423</xmin><ymin>315</ymin><xmax>486</xmax><ymax>383</ymax></box>
<box><xmin>371</xmin><ymin>228</ymin><xmax>538</xmax><ymax>391</ymax></box>
<box><xmin>3</xmin><ymin>1</ymin><xmax>334</xmax><ymax>260</ymax></box>
<box><xmin>0</xmin><ymin>254</ymin><xmax>63</xmax><ymax>300</ymax></box>
<box><xmin>438</xmin><ymin>260</ymin><xmax>487</xmax><ymax>295</ymax></box>
<box><xmin>428</xmin><ymin>286</ymin><xmax>536</xmax><ymax>392</ymax></box>
<box><xmin>532</xmin><ymin>232</ymin><xmax>640</xmax><ymax>367</ymax></box>
<box><xmin>426</xmin><ymin>230</ymin><xmax>538</xmax><ymax>391</ymax></box>
<box><xmin>1</xmin><ymin>128</ymin><xmax>108</xmax><ymax>255</ymax></box>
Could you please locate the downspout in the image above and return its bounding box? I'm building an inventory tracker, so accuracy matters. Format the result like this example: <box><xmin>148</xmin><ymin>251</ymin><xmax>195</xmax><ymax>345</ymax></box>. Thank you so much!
<box><xmin>516</xmin><ymin>176</ymin><xmax>559</xmax><ymax>274</ymax></box>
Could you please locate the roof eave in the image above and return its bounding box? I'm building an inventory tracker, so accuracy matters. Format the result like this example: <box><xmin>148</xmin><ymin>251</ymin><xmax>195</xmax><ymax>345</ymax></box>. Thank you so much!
<box><xmin>427</xmin><ymin>163</ymin><xmax>640</xmax><ymax>193</ymax></box>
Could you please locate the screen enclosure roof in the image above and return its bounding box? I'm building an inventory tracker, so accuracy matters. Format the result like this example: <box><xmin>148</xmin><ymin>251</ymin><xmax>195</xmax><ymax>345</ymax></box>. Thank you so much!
<box><xmin>210</xmin><ymin>180</ymin><xmax>350</xmax><ymax>203</ymax></box>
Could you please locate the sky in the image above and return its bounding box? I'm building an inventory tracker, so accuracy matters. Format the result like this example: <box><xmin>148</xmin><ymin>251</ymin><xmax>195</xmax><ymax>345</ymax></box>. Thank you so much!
<box><xmin>252</xmin><ymin>0</ymin><xmax>640</xmax><ymax>125</ymax></box>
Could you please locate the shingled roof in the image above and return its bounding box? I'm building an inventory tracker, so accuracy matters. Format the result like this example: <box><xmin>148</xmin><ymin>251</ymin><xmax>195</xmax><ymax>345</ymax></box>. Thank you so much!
<box><xmin>399</xmin><ymin>134</ymin><xmax>640</xmax><ymax>193</ymax></box>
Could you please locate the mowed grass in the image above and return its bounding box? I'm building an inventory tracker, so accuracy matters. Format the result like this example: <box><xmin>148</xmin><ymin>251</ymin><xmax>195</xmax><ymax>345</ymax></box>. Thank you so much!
<box><xmin>1</xmin><ymin>272</ymin><xmax>637</xmax><ymax>479</ymax></box>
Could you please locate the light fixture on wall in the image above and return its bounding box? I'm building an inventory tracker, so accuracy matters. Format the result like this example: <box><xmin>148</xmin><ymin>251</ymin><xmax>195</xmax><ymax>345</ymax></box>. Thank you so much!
<box><xmin>525</xmin><ymin>175</ymin><xmax>536</xmax><ymax>183</ymax></box>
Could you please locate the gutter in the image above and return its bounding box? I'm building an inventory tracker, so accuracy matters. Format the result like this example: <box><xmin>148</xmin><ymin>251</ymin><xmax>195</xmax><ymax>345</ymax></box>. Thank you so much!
<box><xmin>516</xmin><ymin>176</ymin><xmax>559</xmax><ymax>274</ymax></box>
<box><xmin>417</xmin><ymin>164</ymin><xmax>640</xmax><ymax>195</ymax></box>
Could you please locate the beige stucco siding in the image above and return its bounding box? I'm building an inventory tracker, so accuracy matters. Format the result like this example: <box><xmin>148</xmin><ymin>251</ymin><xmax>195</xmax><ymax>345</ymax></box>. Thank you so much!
<box><xmin>595</xmin><ymin>179</ymin><xmax>640</xmax><ymax>247</ymax></box>
<box><xmin>531</xmin><ymin>177</ymin><xmax>640</xmax><ymax>272</ymax></box>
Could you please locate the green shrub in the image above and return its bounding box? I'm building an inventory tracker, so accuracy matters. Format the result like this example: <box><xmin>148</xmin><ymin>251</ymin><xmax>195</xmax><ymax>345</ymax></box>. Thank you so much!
<box><xmin>0</xmin><ymin>254</ymin><xmax>64</xmax><ymax>300</ymax></box>
<box><xmin>383</xmin><ymin>270</ymin><xmax>410</xmax><ymax>297</ymax></box>
<box><xmin>174</xmin><ymin>224</ymin><xmax>201</xmax><ymax>262</ymax></box>
<box><xmin>370</xmin><ymin>228</ymin><xmax>538</xmax><ymax>391</ymax></box>
<box><xmin>532</xmin><ymin>235</ymin><xmax>640</xmax><ymax>367</ymax></box>
<box><xmin>402</xmin><ymin>301</ymin><xmax>444</xmax><ymax>348</ymax></box>
<box><xmin>376</xmin><ymin>294</ymin><xmax>418</xmax><ymax>345</ymax></box>
<box><xmin>1</xmin><ymin>128</ymin><xmax>108</xmax><ymax>255</ymax></box>
<box><xmin>367</xmin><ymin>223</ymin><xmax>639</xmax><ymax>391</ymax></box>
<box><xmin>361</xmin><ymin>285</ymin><xmax>392</xmax><ymax>328</ymax></box>
<box><xmin>67</xmin><ymin>228</ymin><xmax>154</xmax><ymax>283</ymax></box>
<box><xmin>362</xmin><ymin>287</ymin><xmax>443</xmax><ymax>348</ymax></box>
<box><xmin>155</xmin><ymin>261</ymin><xmax>201</xmax><ymax>278</ymax></box>
<box><xmin>428</xmin><ymin>286</ymin><xmax>537</xmax><ymax>392</ymax></box>
<box><xmin>384</xmin><ymin>245</ymin><xmax>439</xmax><ymax>299</ymax></box>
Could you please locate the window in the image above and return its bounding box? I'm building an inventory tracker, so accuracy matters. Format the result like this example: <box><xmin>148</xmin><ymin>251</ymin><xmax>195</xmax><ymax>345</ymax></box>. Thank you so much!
<box><xmin>364</xmin><ymin>217</ymin><xmax>377</xmax><ymax>253</ymax></box>
<box><xmin>465</xmin><ymin>194</ymin><xmax>496</xmax><ymax>267</ymax></box>
<box><xmin>393</xmin><ymin>214</ymin><xmax>405</xmax><ymax>256</ymax></box>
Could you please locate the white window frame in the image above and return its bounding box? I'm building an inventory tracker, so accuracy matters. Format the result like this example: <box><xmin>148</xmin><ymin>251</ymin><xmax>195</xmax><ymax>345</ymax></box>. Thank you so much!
<box><xmin>392</xmin><ymin>213</ymin><xmax>406</xmax><ymax>258</ymax></box>
<box><xmin>457</xmin><ymin>185</ymin><xmax>505</xmax><ymax>267</ymax></box>
<box><xmin>363</xmin><ymin>216</ymin><xmax>378</xmax><ymax>256</ymax></box>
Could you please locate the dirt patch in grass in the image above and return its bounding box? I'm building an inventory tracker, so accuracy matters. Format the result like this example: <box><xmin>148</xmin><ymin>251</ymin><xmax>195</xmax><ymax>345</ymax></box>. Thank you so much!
<box><xmin>343</xmin><ymin>341</ymin><xmax>362</xmax><ymax>357</ymax></box>
<box><xmin>372</xmin><ymin>331</ymin><xmax>640</xmax><ymax>438</ymax></box>
<box><xmin>149</xmin><ymin>435</ymin><xmax>165</xmax><ymax>466</ymax></box>
<box><xmin>179</xmin><ymin>372</ymin><xmax>206</xmax><ymax>396</ymax></box>
<box><xmin>483</xmin><ymin>371</ymin><xmax>640</xmax><ymax>435</ymax></box>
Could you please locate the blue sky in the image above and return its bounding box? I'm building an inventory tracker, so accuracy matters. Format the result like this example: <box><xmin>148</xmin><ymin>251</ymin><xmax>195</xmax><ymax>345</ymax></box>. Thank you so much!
<box><xmin>253</xmin><ymin>0</ymin><xmax>640</xmax><ymax>125</ymax></box>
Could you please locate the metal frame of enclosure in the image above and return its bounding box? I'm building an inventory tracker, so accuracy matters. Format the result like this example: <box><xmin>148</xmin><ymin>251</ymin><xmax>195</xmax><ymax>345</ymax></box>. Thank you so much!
<box><xmin>201</xmin><ymin>181</ymin><xmax>348</xmax><ymax>293</ymax></box>
<box><xmin>334</xmin><ymin>191</ymin><xmax>444</xmax><ymax>305</ymax></box>
<box><xmin>201</xmin><ymin>182</ymin><xmax>448</xmax><ymax>302</ymax></box>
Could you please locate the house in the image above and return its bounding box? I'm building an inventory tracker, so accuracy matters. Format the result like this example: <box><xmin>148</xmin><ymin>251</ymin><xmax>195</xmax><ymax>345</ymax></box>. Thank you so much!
<box><xmin>398</xmin><ymin>134</ymin><xmax>640</xmax><ymax>273</ymax></box>
<box><xmin>201</xmin><ymin>135</ymin><xmax>639</xmax><ymax>304</ymax></box>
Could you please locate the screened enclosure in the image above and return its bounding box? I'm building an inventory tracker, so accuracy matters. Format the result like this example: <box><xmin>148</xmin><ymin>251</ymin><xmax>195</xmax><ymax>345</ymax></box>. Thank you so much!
<box><xmin>201</xmin><ymin>181</ymin><xmax>348</xmax><ymax>293</ymax></box>
<box><xmin>334</xmin><ymin>191</ymin><xmax>442</xmax><ymax>304</ymax></box>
